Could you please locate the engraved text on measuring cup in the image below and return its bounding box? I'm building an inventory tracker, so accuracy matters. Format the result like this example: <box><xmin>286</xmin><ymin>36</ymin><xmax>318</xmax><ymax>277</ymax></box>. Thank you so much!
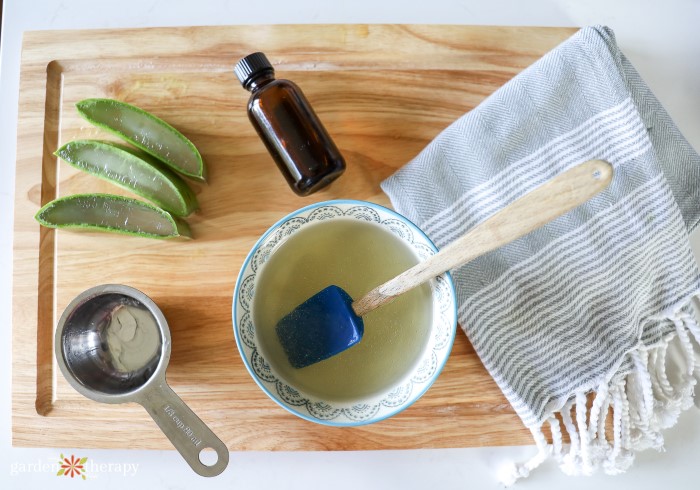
<box><xmin>164</xmin><ymin>405</ymin><xmax>202</xmax><ymax>446</ymax></box>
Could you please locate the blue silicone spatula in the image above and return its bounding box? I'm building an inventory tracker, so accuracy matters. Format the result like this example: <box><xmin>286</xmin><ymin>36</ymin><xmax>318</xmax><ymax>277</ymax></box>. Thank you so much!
<box><xmin>276</xmin><ymin>159</ymin><xmax>613</xmax><ymax>368</ymax></box>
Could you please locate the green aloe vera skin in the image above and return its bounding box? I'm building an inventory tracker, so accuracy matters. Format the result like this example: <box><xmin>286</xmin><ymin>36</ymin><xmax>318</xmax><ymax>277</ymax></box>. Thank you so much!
<box><xmin>35</xmin><ymin>193</ymin><xmax>192</xmax><ymax>239</ymax></box>
<box><xmin>55</xmin><ymin>140</ymin><xmax>199</xmax><ymax>217</ymax></box>
<box><xmin>76</xmin><ymin>98</ymin><xmax>206</xmax><ymax>182</ymax></box>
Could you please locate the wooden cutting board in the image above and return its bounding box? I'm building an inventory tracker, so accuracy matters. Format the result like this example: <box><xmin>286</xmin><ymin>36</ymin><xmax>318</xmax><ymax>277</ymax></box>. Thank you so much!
<box><xmin>12</xmin><ymin>24</ymin><xmax>577</xmax><ymax>450</ymax></box>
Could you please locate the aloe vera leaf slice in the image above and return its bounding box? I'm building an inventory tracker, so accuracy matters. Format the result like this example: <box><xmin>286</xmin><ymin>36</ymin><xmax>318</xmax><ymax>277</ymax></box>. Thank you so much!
<box><xmin>35</xmin><ymin>193</ymin><xmax>191</xmax><ymax>239</ymax></box>
<box><xmin>76</xmin><ymin>98</ymin><xmax>206</xmax><ymax>181</ymax></box>
<box><xmin>55</xmin><ymin>140</ymin><xmax>198</xmax><ymax>217</ymax></box>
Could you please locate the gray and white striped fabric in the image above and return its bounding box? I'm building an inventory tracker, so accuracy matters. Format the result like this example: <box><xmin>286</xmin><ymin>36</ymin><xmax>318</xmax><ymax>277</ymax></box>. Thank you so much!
<box><xmin>381</xmin><ymin>26</ymin><xmax>700</xmax><ymax>481</ymax></box>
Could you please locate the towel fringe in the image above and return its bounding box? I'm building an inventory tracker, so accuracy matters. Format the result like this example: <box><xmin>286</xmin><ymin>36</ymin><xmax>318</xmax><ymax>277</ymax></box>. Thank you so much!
<box><xmin>496</xmin><ymin>425</ymin><xmax>550</xmax><ymax>486</ymax></box>
<box><xmin>499</xmin><ymin>295</ymin><xmax>700</xmax><ymax>486</ymax></box>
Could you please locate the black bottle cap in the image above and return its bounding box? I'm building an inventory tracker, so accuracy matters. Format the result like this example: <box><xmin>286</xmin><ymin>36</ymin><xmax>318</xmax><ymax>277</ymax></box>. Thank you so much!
<box><xmin>234</xmin><ymin>52</ymin><xmax>274</xmax><ymax>88</ymax></box>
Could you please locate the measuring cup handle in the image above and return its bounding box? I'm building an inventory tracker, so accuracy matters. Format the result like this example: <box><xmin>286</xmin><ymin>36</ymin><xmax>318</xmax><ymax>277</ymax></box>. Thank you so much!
<box><xmin>140</xmin><ymin>381</ymin><xmax>229</xmax><ymax>477</ymax></box>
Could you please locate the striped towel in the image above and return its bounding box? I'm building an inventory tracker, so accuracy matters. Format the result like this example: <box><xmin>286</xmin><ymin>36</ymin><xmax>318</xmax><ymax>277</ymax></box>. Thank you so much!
<box><xmin>381</xmin><ymin>26</ymin><xmax>700</xmax><ymax>483</ymax></box>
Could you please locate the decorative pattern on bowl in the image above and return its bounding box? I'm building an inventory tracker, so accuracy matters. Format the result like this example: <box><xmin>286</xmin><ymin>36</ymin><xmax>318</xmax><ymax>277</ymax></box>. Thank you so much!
<box><xmin>232</xmin><ymin>200</ymin><xmax>457</xmax><ymax>426</ymax></box>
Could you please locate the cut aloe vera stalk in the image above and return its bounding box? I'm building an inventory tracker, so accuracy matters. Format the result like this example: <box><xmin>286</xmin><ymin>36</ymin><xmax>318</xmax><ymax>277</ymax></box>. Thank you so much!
<box><xmin>35</xmin><ymin>194</ymin><xmax>191</xmax><ymax>239</ymax></box>
<box><xmin>55</xmin><ymin>140</ymin><xmax>198</xmax><ymax>217</ymax></box>
<box><xmin>76</xmin><ymin>98</ymin><xmax>206</xmax><ymax>181</ymax></box>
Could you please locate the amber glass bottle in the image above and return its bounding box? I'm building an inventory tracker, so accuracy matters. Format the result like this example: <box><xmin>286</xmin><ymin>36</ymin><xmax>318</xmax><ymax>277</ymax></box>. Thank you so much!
<box><xmin>234</xmin><ymin>52</ymin><xmax>346</xmax><ymax>196</ymax></box>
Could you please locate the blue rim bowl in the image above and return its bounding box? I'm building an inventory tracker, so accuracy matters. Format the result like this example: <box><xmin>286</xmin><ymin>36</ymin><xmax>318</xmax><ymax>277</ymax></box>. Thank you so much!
<box><xmin>232</xmin><ymin>199</ymin><xmax>457</xmax><ymax>426</ymax></box>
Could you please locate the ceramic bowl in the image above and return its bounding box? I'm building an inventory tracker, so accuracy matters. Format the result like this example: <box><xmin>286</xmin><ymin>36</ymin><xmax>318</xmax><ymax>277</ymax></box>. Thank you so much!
<box><xmin>232</xmin><ymin>200</ymin><xmax>457</xmax><ymax>426</ymax></box>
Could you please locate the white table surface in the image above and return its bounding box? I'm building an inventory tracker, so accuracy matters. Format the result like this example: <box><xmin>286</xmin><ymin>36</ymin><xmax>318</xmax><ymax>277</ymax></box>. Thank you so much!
<box><xmin>2</xmin><ymin>1</ymin><xmax>700</xmax><ymax>488</ymax></box>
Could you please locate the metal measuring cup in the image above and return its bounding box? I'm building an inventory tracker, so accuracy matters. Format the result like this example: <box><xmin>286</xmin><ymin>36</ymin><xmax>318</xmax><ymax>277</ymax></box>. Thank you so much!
<box><xmin>55</xmin><ymin>284</ymin><xmax>229</xmax><ymax>477</ymax></box>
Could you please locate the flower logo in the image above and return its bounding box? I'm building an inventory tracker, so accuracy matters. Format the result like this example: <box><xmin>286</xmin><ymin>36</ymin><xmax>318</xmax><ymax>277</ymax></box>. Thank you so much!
<box><xmin>57</xmin><ymin>453</ymin><xmax>87</xmax><ymax>480</ymax></box>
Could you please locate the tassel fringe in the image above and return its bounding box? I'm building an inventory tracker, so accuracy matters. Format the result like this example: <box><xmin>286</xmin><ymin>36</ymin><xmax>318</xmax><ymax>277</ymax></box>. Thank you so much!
<box><xmin>500</xmin><ymin>296</ymin><xmax>700</xmax><ymax>485</ymax></box>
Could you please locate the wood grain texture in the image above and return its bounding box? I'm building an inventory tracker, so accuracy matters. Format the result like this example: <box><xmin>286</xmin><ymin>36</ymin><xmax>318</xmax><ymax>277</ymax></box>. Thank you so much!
<box><xmin>12</xmin><ymin>24</ymin><xmax>578</xmax><ymax>450</ymax></box>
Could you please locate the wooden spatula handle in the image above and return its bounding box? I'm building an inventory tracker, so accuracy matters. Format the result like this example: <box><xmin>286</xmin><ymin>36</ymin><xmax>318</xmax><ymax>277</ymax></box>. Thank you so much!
<box><xmin>352</xmin><ymin>159</ymin><xmax>613</xmax><ymax>317</ymax></box>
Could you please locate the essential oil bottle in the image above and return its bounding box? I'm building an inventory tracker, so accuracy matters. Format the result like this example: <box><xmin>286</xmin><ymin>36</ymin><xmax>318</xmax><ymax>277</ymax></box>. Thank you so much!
<box><xmin>234</xmin><ymin>52</ymin><xmax>346</xmax><ymax>196</ymax></box>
